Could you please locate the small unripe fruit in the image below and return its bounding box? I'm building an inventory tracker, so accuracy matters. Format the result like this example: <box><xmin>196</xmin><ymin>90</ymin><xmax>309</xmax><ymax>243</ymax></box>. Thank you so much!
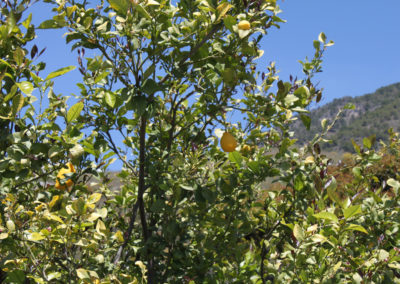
<box><xmin>238</xmin><ymin>20</ymin><xmax>251</xmax><ymax>30</ymax></box>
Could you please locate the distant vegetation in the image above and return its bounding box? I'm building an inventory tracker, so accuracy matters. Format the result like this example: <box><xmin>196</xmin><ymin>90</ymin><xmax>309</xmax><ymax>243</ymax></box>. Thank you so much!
<box><xmin>293</xmin><ymin>82</ymin><xmax>400</xmax><ymax>153</ymax></box>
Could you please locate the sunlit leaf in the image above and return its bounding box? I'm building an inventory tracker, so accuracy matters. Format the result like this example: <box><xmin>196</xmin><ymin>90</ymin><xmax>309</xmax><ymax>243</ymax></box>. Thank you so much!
<box><xmin>343</xmin><ymin>205</ymin><xmax>362</xmax><ymax>219</ymax></box>
<box><xmin>313</xmin><ymin>211</ymin><xmax>338</xmax><ymax>223</ymax></box>
<box><xmin>67</xmin><ymin>101</ymin><xmax>84</xmax><ymax>123</ymax></box>
<box><xmin>293</xmin><ymin>224</ymin><xmax>305</xmax><ymax>242</ymax></box>
<box><xmin>76</xmin><ymin>268</ymin><xmax>90</xmax><ymax>279</ymax></box>
<box><xmin>45</xmin><ymin>66</ymin><xmax>76</xmax><ymax>81</ymax></box>
<box><xmin>88</xmin><ymin>193</ymin><xmax>102</xmax><ymax>204</ymax></box>
<box><xmin>344</xmin><ymin>224</ymin><xmax>368</xmax><ymax>234</ymax></box>
<box><xmin>16</xmin><ymin>81</ymin><xmax>33</xmax><ymax>94</ymax></box>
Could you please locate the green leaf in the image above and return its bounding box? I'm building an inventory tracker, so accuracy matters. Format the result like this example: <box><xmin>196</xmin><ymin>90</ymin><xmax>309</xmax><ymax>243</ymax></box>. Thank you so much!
<box><xmin>67</xmin><ymin>102</ymin><xmax>84</xmax><ymax>123</ymax></box>
<box><xmin>293</xmin><ymin>224</ymin><xmax>305</xmax><ymax>242</ymax></box>
<box><xmin>142</xmin><ymin>78</ymin><xmax>162</xmax><ymax>95</ymax></box>
<box><xmin>351</xmin><ymin>139</ymin><xmax>361</xmax><ymax>154</ymax></box>
<box><xmin>294</xmin><ymin>174</ymin><xmax>304</xmax><ymax>191</ymax></box>
<box><xmin>38</xmin><ymin>19</ymin><xmax>63</xmax><ymax>29</ymax></box>
<box><xmin>11</xmin><ymin>93</ymin><xmax>25</xmax><ymax>117</ymax></box>
<box><xmin>143</xmin><ymin>64</ymin><xmax>155</xmax><ymax>81</ymax></box>
<box><xmin>343</xmin><ymin>205</ymin><xmax>362</xmax><ymax>219</ymax></box>
<box><xmin>133</xmin><ymin>3</ymin><xmax>151</xmax><ymax>20</ymax></box>
<box><xmin>313</xmin><ymin>211</ymin><xmax>338</xmax><ymax>223</ymax></box>
<box><xmin>16</xmin><ymin>81</ymin><xmax>33</xmax><ymax>94</ymax></box>
<box><xmin>300</xmin><ymin>114</ymin><xmax>311</xmax><ymax>130</ymax></box>
<box><xmin>45</xmin><ymin>66</ymin><xmax>76</xmax><ymax>81</ymax></box>
<box><xmin>229</xmin><ymin>151</ymin><xmax>242</xmax><ymax>166</ymax></box>
<box><xmin>223</xmin><ymin>15</ymin><xmax>236</xmax><ymax>32</ymax></box>
<box><xmin>105</xmin><ymin>91</ymin><xmax>116</xmax><ymax>108</ymax></box>
<box><xmin>344</xmin><ymin>224</ymin><xmax>368</xmax><ymax>234</ymax></box>
<box><xmin>6</xmin><ymin>270</ymin><xmax>25</xmax><ymax>283</ymax></box>
<box><xmin>344</xmin><ymin>103</ymin><xmax>355</xmax><ymax>110</ymax></box>
<box><xmin>362</xmin><ymin>137</ymin><xmax>372</xmax><ymax>149</ymax></box>
<box><xmin>109</xmin><ymin>0</ymin><xmax>131</xmax><ymax>15</ymax></box>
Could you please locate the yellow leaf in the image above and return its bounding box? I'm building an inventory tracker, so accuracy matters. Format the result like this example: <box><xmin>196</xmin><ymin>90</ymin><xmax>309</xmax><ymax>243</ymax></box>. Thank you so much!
<box><xmin>48</xmin><ymin>195</ymin><xmax>60</xmax><ymax>208</ymax></box>
<box><xmin>6</xmin><ymin>220</ymin><xmax>15</xmax><ymax>232</ymax></box>
<box><xmin>0</xmin><ymin>233</ymin><xmax>8</xmax><ymax>239</ymax></box>
<box><xmin>304</xmin><ymin>156</ymin><xmax>315</xmax><ymax>164</ymax></box>
<box><xmin>88</xmin><ymin>193</ymin><xmax>102</xmax><ymax>204</ymax></box>
<box><xmin>44</xmin><ymin>212</ymin><xmax>64</xmax><ymax>224</ymax></box>
<box><xmin>29</xmin><ymin>232</ymin><xmax>45</xmax><ymax>241</ymax></box>
<box><xmin>96</xmin><ymin>220</ymin><xmax>106</xmax><ymax>235</ymax></box>
<box><xmin>76</xmin><ymin>268</ymin><xmax>90</xmax><ymax>279</ymax></box>
<box><xmin>216</xmin><ymin>2</ymin><xmax>232</xmax><ymax>22</ymax></box>
<box><xmin>114</xmin><ymin>230</ymin><xmax>125</xmax><ymax>243</ymax></box>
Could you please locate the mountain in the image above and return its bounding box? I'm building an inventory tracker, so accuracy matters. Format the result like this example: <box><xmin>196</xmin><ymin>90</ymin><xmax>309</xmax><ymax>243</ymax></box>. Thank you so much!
<box><xmin>293</xmin><ymin>82</ymin><xmax>400</xmax><ymax>153</ymax></box>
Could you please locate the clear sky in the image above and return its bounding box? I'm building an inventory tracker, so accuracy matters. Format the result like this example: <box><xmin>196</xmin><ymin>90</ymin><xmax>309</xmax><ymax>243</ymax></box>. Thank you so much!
<box><xmin>260</xmin><ymin>1</ymin><xmax>400</xmax><ymax>104</ymax></box>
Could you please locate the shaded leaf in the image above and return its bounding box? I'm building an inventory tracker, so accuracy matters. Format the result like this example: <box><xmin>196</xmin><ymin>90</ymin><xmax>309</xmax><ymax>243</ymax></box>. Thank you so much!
<box><xmin>109</xmin><ymin>0</ymin><xmax>131</xmax><ymax>15</ymax></box>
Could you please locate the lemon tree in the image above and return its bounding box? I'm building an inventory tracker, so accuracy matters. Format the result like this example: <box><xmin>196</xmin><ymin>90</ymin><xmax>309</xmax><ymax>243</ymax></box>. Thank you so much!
<box><xmin>1</xmin><ymin>0</ymin><xmax>399</xmax><ymax>283</ymax></box>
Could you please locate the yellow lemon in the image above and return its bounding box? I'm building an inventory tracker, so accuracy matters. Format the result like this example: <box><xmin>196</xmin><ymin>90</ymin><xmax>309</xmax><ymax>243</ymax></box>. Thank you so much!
<box><xmin>241</xmin><ymin>144</ymin><xmax>252</xmax><ymax>155</ymax></box>
<box><xmin>55</xmin><ymin>162</ymin><xmax>76</xmax><ymax>190</ymax></box>
<box><xmin>220</xmin><ymin>132</ymin><xmax>237</xmax><ymax>152</ymax></box>
<box><xmin>238</xmin><ymin>20</ymin><xmax>251</xmax><ymax>30</ymax></box>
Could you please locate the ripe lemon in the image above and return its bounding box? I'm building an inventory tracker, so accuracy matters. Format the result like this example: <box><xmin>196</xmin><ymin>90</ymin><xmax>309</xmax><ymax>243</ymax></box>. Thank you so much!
<box><xmin>55</xmin><ymin>162</ymin><xmax>76</xmax><ymax>190</ymax></box>
<box><xmin>238</xmin><ymin>20</ymin><xmax>251</xmax><ymax>30</ymax></box>
<box><xmin>220</xmin><ymin>132</ymin><xmax>237</xmax><ymax>152</ymax></box>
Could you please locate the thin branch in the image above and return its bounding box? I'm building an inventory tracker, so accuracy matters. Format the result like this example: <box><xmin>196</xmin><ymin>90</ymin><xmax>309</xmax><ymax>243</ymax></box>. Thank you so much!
<box><xmin>104</xmin><ymin>131</ymin><xmax>137</xmax><ymax>174</ymax></box>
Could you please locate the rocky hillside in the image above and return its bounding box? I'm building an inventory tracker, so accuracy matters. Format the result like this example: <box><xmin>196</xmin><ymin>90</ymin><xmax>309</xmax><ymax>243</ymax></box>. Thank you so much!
<box><xmin>293</xmin><ymin>82</ymin><xmax>400</xmax><ymax>152</ymax></box>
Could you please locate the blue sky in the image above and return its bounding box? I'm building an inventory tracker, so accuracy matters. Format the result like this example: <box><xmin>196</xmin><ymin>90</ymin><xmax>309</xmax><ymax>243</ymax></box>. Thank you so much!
<box><xmin>261</xmin><ymin>1</ymin><xmax>400</xmax><ymax>104</ymax></box>
<box><xmin>29</xmin><ymin>0</ymin><xmax>400</xmax><ymax>104</ymax></box>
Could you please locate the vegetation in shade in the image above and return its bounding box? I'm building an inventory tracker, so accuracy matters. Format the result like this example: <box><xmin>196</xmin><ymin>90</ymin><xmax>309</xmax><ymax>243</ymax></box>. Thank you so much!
<box><xmin>293</xmin><ymin>82</ymin><xmax>400</xmax><ymax>153</ymax></box>
<box><xmin>0</xmin><ymin>0</ymin><xmax>399</xmax><ymax>283</ymax></box>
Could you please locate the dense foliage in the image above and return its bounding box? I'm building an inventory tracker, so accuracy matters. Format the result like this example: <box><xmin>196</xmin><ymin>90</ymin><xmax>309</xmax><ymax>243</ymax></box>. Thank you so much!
<box><xmin>0</xmin><ymin>0</ymin><xmax>399</xmax><ymax>283</ymax></box>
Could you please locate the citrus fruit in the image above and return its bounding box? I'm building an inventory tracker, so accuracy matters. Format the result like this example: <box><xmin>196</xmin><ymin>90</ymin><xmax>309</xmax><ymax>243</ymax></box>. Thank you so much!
<box><xmin>220</xmin><ymin>132</ymin><xmax>237</xmax><ymax>152</ymax></box>
<box><xmin>55</xmin><ymin>162</ymin><xmax>76</xmax><ymax>190</ymax></box>
<box><xmin>238</xmin><ymin>20</ymin><xmax>251</xmax><ymax>30</ymax></box>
